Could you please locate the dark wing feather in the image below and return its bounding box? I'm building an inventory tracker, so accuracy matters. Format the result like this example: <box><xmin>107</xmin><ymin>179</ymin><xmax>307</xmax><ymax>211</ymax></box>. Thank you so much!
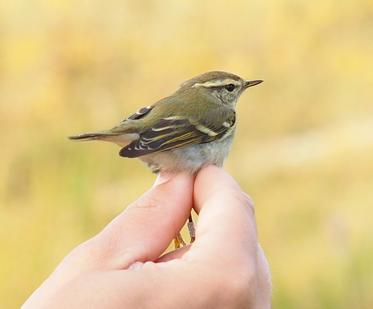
<box><xmin>126</xmin><ymin>105</ymin><xmax>154</xmax><ymax>120</ymax></box>
<box><xmin>119</xmin><ymin>110</ymin><xmax>235</xmax><ymax>158</ymax></box>
<box><xmin>107</xmin><ymin>105</ymin><xmax>155</xmax><ymax>135</ymax></box>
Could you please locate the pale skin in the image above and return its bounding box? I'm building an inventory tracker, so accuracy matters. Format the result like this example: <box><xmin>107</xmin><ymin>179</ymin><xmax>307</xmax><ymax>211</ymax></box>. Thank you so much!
<box><xmin>23</xmin><ymin>166</ymin><xmax>271</xmax><ymax>308</ymax></box>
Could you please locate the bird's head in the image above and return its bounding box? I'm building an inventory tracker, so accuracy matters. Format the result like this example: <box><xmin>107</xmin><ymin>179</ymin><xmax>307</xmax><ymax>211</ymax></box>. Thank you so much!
<box><xmin>178</xmin><ymin>71</ymin><xmax>262</xmax><ymax>106</ymax></box>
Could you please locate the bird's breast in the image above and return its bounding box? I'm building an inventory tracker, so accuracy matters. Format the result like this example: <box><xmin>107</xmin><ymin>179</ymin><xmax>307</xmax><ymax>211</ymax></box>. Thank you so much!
<box><xmin>139</xmin><ymin>132</ymin><xmax>235</xmax><ymax>173</ymax></box>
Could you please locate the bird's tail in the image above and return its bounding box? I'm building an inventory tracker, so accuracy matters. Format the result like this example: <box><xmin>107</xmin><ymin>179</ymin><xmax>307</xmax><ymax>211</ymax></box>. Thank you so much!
<box><xmin>68</xmin><ymin>131</ymin><xmax>118</xmax><ymax>141</ymax></box>
<box><xmin>69</xmin><ymin>129</ymin><xmax>138</xmax><ymax>147</ymax></box>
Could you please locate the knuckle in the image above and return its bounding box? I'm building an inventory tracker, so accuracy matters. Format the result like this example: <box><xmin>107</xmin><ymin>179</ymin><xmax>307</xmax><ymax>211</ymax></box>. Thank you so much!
<box><xmin>70</xmin><ymin>237</ymin><xmax>136</xmax><ymax>269</ymax></box>
<box><xmin>231</xmin><ymin>190</ymin><xmax>255</xmax><ymax>216</ymax></box>
<box><xmin>243</xmin><ymin>193</ymin><xmax>255</xmax><ymax>216</ymax></box>
<box><xmin>133</xmin><ymin>190</ymin><xmax>165</xmax><ymax>210</ymax></box>
<box><xmin>225</xmin><ymin>269</ymin><xmax>257</xmax><ymax>307</ymax></box>
<box><xmin>207</xmin><ymin>267</ymin><xmax>253</xmax><ymax>308</ymax></box>
<box><xmin>67</xmin><ymin>240</ymin><xmax>102</xmax><ymax>267</ymax></box>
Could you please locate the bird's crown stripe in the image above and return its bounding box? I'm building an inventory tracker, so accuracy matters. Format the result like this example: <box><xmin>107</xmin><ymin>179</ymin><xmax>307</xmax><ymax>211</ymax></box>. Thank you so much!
<box><xmin>192</xmin><ymin>79</ymin><xmax>241</xmax><ymax>88</ymax></box>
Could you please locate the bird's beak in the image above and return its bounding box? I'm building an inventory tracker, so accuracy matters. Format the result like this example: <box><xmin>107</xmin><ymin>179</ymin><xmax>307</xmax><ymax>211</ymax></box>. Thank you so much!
<box><xmin>244</xmin><ymin>80</ymin><xmax>263</xmax><ymax>89</ymax></box>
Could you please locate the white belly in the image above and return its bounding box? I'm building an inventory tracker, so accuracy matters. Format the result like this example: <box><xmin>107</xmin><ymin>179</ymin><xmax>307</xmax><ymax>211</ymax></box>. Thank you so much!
<box><xmin>139</xmin><ymin>133</ymin><xmax>234</xmax><ymax>173</ymax></box>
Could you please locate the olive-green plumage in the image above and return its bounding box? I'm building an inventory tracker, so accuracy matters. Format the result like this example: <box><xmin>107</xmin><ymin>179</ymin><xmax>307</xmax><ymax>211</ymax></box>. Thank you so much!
<box><xmin>69</xmin><ymin>71</ymin><xmax>262</xmax><ymax>173</ymax></box>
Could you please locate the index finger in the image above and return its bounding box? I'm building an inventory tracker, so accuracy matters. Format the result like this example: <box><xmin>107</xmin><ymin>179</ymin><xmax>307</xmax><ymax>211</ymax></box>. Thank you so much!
<box><xmin>187</xmin><ymin>166</ymin><xmax>257</xmax><ymax>266</ymax></box>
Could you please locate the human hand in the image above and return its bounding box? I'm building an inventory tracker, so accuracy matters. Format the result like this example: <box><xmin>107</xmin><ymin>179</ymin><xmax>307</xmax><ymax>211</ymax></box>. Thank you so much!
<box><xmin>23</xmin><ymin>166</ymin><xmax>271</xmax><ymax>309</ymax></box>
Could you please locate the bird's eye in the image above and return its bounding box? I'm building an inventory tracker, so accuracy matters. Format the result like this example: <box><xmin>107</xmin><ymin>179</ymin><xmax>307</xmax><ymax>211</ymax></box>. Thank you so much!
<box><xmin>225</xmin><ymin>84</ymin><xmax>235</xmax><ymax>92</ymax></box>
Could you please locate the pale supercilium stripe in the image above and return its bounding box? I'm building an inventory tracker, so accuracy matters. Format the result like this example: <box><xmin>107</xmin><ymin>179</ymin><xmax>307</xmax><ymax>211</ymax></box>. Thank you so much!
<box><xmin>192</xmin><ymin>78</ymin><xmax>241</xmax><ymax>88</ymax></box>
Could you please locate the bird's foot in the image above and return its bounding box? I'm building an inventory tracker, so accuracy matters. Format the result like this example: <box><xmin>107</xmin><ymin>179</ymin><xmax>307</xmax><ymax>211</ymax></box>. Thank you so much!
<box><xmin>174</xmin><ymin>233</ymin><xmax>186</xmax><ymax>249</ymax></box>
<box><xmin>188</xmin><ymin>214</ymin><xmax>196</xmax><ymax>243</ymax></box>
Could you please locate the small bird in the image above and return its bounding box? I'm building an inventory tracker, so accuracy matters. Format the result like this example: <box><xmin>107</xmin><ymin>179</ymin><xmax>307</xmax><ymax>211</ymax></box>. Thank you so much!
<box><xmin>69</xmin><ymin>71</ymin><xmax>262</xmax><ymax>173</ymax></box>
<box><xmin>69</xmin><ymin>71</ymin><xmax>262</xmax><ymax>247</ymax></box>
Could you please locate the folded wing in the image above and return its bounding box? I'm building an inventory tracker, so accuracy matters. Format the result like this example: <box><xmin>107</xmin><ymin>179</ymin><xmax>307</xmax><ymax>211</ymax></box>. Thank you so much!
<box><xmin>119</xmin><ymin>110</ymin><xmax>235</xmax><ymax>158</ymax></box>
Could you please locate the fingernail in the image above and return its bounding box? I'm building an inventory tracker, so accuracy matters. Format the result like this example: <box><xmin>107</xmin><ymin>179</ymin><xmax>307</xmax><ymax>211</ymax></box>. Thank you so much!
<box><xmin>153</xmin><ymin>172</ymin><xmax>173</xmax><ymax>187</ymax></box>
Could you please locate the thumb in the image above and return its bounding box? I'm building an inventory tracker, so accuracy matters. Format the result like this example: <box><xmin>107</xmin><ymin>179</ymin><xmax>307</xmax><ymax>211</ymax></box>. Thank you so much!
<box><xmin>82</xmin><ymin>172</ymin><xmax>194</xmax><ymax>270</ymax></box>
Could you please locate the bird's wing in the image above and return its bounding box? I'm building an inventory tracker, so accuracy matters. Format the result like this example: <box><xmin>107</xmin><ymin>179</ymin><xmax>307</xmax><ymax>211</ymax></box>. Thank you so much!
<box><xmin>119</xmin><ymin>108</ymin><xmax>235</xmax><ymax>158</ymax></box>
<box><xmin>126</xmin><ymin>105</ymin><xmax>154</xmax><ymax>120</ymax></box>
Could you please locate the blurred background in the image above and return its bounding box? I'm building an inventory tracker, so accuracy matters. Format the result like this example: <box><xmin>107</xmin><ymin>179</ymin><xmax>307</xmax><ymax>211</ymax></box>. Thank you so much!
<box><xmin>1</xmin><ymin>0</ymin><xmax>372</xmax><ymax>307</ymax></box>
